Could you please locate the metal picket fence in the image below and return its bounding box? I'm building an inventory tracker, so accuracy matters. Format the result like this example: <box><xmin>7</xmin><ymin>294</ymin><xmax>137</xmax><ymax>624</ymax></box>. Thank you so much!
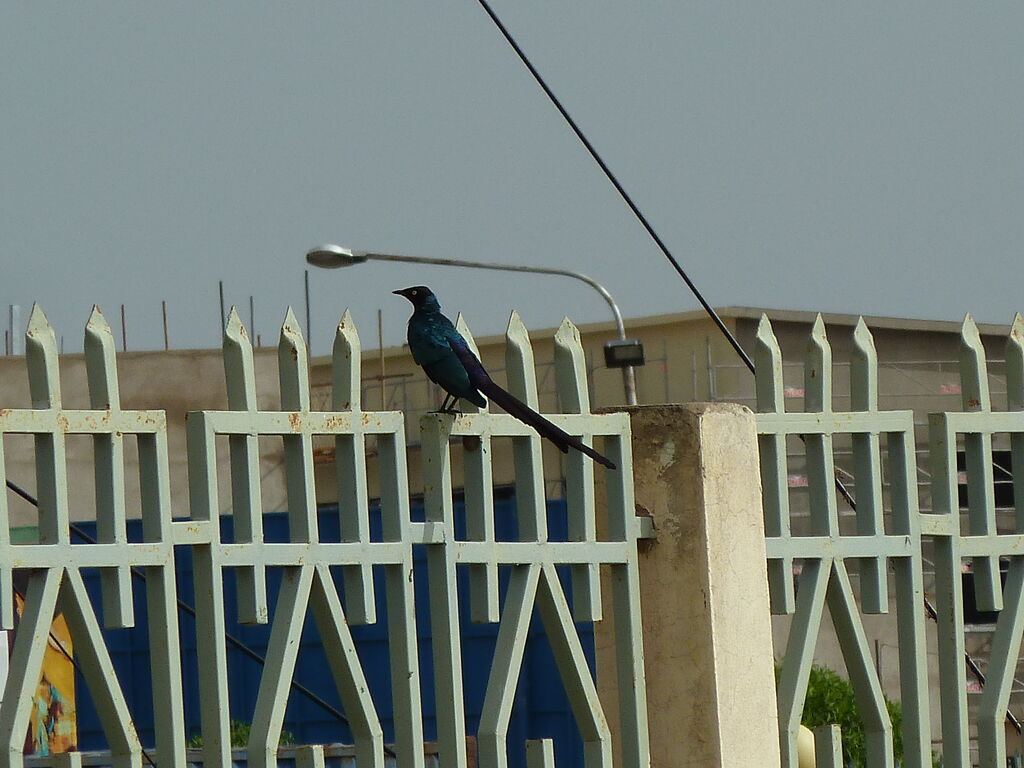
<box><xmin>0</xmin><ymin>305</ymin><xmax>648</xmax><ymax>768</ymax></box>
<box><xmin>756</xmin><ymin>311</ymin><xmax>1024</xmax><ymax>768</ymax></box>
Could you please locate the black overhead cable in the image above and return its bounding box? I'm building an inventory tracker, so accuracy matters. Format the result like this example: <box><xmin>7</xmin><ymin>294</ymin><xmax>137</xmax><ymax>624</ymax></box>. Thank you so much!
<box><xmin>473</xmin><ymin>0</ymin><xmax>1024</xmax><ymax>736</ymax></box>
<box><xmin>475</xmin><ymin>0</ymin><xmax>754</xmax><ymax>374</ymax></box>
<box><xmin>471</xmin><ymin>0</ymin><xmax>867</xmax><ymax>491</ymax></box>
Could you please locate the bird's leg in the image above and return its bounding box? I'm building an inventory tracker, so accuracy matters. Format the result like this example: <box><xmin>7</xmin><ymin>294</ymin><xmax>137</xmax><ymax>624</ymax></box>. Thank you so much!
<box><xmin>440</xmin><ymin>394</ymin><xmax>465</xmax><ymax>414</ymax></box>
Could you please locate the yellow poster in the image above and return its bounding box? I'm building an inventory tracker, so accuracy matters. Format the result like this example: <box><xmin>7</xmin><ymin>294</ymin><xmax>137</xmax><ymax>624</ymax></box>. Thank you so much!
<box><xmin>13</xmin><ymin>591</ymin><xmax>78</xmax><ymax>755</ymax></box>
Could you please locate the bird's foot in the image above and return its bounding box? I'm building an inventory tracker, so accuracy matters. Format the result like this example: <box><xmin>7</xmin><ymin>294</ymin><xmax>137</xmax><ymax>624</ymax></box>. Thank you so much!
<box><xmin>428</xmin><ymin>405</ymin><xmax>464</xmax><ymax>417</ymax></box>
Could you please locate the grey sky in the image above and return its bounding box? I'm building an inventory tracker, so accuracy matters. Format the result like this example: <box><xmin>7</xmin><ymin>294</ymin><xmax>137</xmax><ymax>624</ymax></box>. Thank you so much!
<box><xmin>3</xmin><ymin>3</ymin><xmax>1021</xmax><ymax>355</ymax></box>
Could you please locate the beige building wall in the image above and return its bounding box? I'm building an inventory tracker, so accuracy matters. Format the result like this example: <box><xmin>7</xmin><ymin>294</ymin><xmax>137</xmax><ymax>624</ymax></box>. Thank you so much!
<box><xmin>0</xmin><ymin>346</ymin><xmax>288</xmax><ymax>529</ymax></box>
<box><xmin>3</xmin><ymin>310</ymin><xmax>722</xmax><ymax>528</ymax></box>
<box><xmin>2</xmin><ymin>305</ymin><xmax>1012</xmax><ymax>526</ymax></box>
<box><xmin>308</xmin><ymin>310</ymin><xmax>737</xmax><ymax>503</ymax></box>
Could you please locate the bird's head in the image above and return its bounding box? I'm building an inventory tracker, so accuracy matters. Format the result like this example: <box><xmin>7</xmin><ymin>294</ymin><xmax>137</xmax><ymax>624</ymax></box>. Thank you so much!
<box><xmin>392</xmin><ymin>286</ymin><xmax>440</xmax><ymax>311</ymax></box>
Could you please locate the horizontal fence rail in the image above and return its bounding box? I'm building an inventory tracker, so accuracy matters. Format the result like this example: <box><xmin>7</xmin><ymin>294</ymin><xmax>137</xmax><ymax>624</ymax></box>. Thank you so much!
<box><xmin>0</xmin><ymin>305</ymin><xmax>648</xmax><ymax>768</ymax></box>
<box><xmin>756</xmin><ymin>311</ymin><xmax>1024</xmax><ymax>768</ymax></box>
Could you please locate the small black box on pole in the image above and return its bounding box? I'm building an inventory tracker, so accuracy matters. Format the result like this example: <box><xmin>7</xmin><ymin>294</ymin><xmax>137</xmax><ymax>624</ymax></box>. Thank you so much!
<box><xmin>603</xmin><ymin>339</ymin><xmax>645</xmax><ymax>368</ymax></box>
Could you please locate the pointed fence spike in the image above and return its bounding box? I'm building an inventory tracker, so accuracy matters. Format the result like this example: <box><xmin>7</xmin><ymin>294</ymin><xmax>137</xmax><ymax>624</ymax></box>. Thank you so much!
<box><xmin>754</xmin><ymin>315</ymin><xmax>784</xmax><ymax>413</ymax></box>
<box><xmin>452</xmin><ymin>313</ymin><xmax>485</xmax><ymax>412</ymax></box>
<box><xmin>26</xmin><ymin>303</ymin><xmax>61</xmax><ymax>409</ymax></box>
<box><xmin>554</xmin><ymin>317</ymin><xmax>581</xmax><ymax>348</ymax></box>
<box><xmin>455</xmin><ymin>313</ymin><xmax>480</xmax><ymax>355</ymax></box>
<box><xmin>281</xmin><ymin>306</ymin><xmax>305</xmax><ymax>342</ymax></box>
<box><xmin>225</xmin><ymin>307</ymin><xmax>249</xmax><ymax>343</ymax></box>
<box><xmin>223</xmin><ymin>305</ymin><xmax>257</xmax><ymax>411</ymax></box>
<box><xmin>86</xmin><ymin>305</ymin><xmax>110</xmax><ymax>333</ymax></box>
<box><xmin>959</xmin><ymin>314</ymin><xmax>990</xmax><ymax>411</ymax></box>
<box><xmin>506</xmin><ymin>309</ymin><xmax>523</xmax><ymax>330</ymax></box>
<box><xmin>851</xmin><ymin>317</ymin><xmax>878</xmax><ymax>412</ymax></box>
<box><xmin>84</xmin><ymin>305</ymin><xmax>120</xmax><ymax>410</ymax></box>
<box><xmin>505</xmin><ymin>311</ymin><xmax>539</xmax><ymax>407</ymax></box>
<box><xmin>554</xmin><ymin>317</ymin><xmax>589</xmax><ymax>414</ymax></box>
<box><xmin>1007</xmin><ymin>313</ymin><xmax>1024</xmax><ymax>412</ymax></box>
<box><xmin>552</xmin><ymin>321</ymin><xmax>602</xmax><ymax>622</ymax></box>
<box><xmin>804</xmin><ymin>314</ymin><xmax>832</xmax><ymax>413</ymax></box>
<box><xmin>279</xmin><ymin>306</ymin><xmax>310</xmax><ymax>411</ymax></box>
<box><xmin>27</xmin><ymin>303</ymin><xmax>50</xmax><ymax>333</ymax></box>
<box><xmin>333</xmin><ymin>309</ymin><xmax>361</xmax><ymax>411</ymax></box>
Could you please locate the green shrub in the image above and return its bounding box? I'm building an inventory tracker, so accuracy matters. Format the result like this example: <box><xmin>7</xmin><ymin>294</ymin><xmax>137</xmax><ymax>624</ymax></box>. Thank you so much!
<box><xmin>187</xmin><ymin>719</ymin><xmax>295</xmax><ymax>749</ymax></box>
<box><xmin>800</xmin><ymin>665</ymin><xmax>878</xmax><ymax>765</ymax></box>
<box><xmin>782</xmin><ymin>664</ymin><xmax>940</xmax><ymax>767</ymax></box>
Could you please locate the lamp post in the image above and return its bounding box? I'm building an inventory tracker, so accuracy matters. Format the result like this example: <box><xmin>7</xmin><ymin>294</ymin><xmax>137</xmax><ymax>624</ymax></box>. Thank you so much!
<box><xmin>306</xmin><ymin>244</ymin><xmax>640</xmax><ymax>405</ymax></box>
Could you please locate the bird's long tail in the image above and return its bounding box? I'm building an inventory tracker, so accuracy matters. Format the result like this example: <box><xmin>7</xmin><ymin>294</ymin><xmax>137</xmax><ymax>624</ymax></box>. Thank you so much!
<box><xmin>448</xmin><ymin>338</ymin><xmax>616</xmax><ymax>469</ymax></box>
<box><xmin>476</xmin><ymin>378</ymin><xmax>617</xmax><ymax>470</ymax></box>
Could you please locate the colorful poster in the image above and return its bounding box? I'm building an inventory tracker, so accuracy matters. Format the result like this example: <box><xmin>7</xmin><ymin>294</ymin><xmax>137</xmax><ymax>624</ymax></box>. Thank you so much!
<box><xmin>0</xmin><ymin>631</ymin><xmax>8</xmax><ymax>698</ymax></box>
<box><xmin>13</xmin><ymin>578</ymin><xmax>77</xmax><ymax>755</ymax></box>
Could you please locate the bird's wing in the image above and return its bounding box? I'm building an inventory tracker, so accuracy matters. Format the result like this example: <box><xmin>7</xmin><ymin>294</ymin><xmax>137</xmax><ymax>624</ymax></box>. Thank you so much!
<box><xmin>408</xmin><ymin>315</ymin><xmax>459</xmax><ymax>367</ymax></box>
<box><xmin>443</xmin><ymin>328</ymin><xmax>489</xmax><ymax>387</ymax></box>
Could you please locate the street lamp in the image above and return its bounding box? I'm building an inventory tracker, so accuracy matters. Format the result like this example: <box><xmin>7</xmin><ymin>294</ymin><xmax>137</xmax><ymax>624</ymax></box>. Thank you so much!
<box><xmin>305</xmin><ymin>244</ymin><xmax>641</xmax><ymax>405</ymax></box>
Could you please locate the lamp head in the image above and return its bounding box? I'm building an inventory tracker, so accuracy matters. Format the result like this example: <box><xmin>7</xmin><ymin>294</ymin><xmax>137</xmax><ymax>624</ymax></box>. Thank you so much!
<box><xmin>305</xmin><ymin>244</ymin><xmax>369</xmax><ymax>269</ymax></box>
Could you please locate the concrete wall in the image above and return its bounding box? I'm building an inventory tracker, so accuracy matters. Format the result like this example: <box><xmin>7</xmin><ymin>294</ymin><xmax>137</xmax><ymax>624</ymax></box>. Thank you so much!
<box><xmin>596</xmin><ymin>404</ymin><xmax>779</xmax><ymax>766</ymax></box>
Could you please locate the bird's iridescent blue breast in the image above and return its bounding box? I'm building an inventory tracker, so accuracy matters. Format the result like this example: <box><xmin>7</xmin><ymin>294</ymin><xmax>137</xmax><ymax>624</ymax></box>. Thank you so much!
<box><xmin>406</xmin><ymin>307</ymin><xmax>460</xmax><ymax>366</ymax></box>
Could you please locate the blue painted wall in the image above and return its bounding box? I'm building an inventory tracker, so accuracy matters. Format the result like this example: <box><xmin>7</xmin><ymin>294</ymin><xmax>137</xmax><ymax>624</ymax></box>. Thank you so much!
<box><xmin>72</xmin><ymin>497</ymin><xmax>594</xmax><ymax>768</ymax></box>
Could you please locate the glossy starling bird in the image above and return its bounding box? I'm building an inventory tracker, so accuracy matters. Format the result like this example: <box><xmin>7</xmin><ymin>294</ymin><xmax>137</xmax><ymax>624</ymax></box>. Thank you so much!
<box><xmin>394</xmin><ymin>286</ymin><xmax>615</xmax><ymax>469</ymax></box>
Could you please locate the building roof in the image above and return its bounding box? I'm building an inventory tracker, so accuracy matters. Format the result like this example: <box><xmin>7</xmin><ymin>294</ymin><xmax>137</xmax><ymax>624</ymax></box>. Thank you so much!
<box><xmin>307</xmin><ymin>306</ymin><xmax>1014</xmax><ymax>366</ymax></box>
<box><xmin>713</xmin><ymin>306</ymin><xmax>1013</xmax><ymax>336</ymax></box>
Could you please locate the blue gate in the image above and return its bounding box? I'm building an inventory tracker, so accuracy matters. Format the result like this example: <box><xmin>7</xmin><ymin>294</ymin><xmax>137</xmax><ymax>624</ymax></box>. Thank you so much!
<box><xmin>72</xmin><ymin>496</ymin><xmax>594</xmax><ymax>768</ymax></box>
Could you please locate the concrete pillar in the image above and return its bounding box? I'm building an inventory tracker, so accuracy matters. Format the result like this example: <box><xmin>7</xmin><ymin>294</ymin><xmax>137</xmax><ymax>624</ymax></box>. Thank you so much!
<box><xmin>597</xmin><ymin>403</ymin><xmax>780</xmax><ymax>767</ymax></box>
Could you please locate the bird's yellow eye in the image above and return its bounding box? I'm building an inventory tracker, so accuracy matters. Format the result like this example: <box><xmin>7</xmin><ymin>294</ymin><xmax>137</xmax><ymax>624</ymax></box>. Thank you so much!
<box><xmin>411</xmin><ymin>289</ymin><xmax>418</xmax><ymax>295</ymax></box>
